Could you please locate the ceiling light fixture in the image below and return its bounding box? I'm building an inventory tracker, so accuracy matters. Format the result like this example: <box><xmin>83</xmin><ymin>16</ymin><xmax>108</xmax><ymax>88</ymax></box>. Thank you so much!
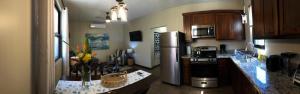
<box><xmin>105</xmin><ymin>12</ymin><xmax>111</xmax><ymax>23</ymax></box>
<box><xmin>110</xmin><ymin>0</ymin><xmax>128</xmax><ymax>22</ymax></box>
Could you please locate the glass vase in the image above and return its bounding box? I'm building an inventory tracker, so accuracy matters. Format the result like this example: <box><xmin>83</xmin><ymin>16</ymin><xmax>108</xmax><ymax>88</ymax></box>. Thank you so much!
<box><xmin>81</xmin><ymin>64</ymin><xmax>91</xmax><ymax>89</ymax></box>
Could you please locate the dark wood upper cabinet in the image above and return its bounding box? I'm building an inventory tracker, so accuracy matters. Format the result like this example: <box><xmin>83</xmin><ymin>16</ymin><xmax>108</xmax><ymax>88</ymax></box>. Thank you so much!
<box><xmin>192</xmin><ymin>13</ymin><xmax>215</xmax><ymax>26</ymax></box>
<box><xmin>252</xmin><ymin>0</ymin><xmax>265</xmax><ymax>38</ymax></box>
<box><xmin>252</xmin><ymin>0</ymin><xmax>279</xmax><ymax>39</ymax></box>
<box><xmin>215</xmin><ymin>11</ymin><xmax>245</xmax><ymax>40</ymax></box>
<box><xmin>252</xmin><ymin>0</ymin><xmax>300</xmax><ymax>39</ymax></box>
<box><xmin>183</xmin><ymin>14</ymin><xmax>192</xmax><ymax>42</ymax></box>
<box><xmin>279</xmin><ymin>0</ymin><xmax>300</xmax><ymax>36</ymax></box>
<box><xmin>183</xmin><ymin>10</ymin><xmax>245</xmax><ymax>41</ymax></box>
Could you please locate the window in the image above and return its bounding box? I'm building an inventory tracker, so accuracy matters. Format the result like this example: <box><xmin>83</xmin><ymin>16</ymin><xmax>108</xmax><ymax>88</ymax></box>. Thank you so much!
<box><xmin>248</xmin><ymin>5</ymin><xmax>265</xmax><ymax>49</ymax></box>
<box><xmin>54</xmin><ymin>5</ymin><xmax>62</xmax><ymax>61</ymax></box>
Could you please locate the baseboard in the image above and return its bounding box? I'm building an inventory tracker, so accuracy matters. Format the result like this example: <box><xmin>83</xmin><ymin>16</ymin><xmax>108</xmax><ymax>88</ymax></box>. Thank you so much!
<box><xmin>151</xmin><ymin>64</ymin><xmax>160</xmax><ymax>69</ymax></box>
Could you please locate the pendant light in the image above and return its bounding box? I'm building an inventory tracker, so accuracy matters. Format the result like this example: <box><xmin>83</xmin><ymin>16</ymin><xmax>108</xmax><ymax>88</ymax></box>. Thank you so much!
<box><xmin>111</xmin><ymin>6</ymin><xmax>118</xmax><ymax>22</ymax></box>
<box><xmin>110</xmin><ymin>0</ymin><xmax>128</xmax><ymax>22</ymax></box>
<box><xmin>117</xmin><ymin>1</ymin><xmax>128</xmax><ymax>22</ymax></box>
<box><xmin>241</xmin><ymin>0</ymin><xmax>247</xmax><ymax>24</ymax></box>
<box><xmin>105</xmin><ymin>12</ymin><xmax>111</xmax><ymax>23</ymax></box>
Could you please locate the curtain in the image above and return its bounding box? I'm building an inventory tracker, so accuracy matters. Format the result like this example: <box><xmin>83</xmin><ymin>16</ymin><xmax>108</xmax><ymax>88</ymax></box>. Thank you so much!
<box><xmin>61</xmin><ymin>8</ymin><xmax>70</xmax><ymax>77</ymax></box>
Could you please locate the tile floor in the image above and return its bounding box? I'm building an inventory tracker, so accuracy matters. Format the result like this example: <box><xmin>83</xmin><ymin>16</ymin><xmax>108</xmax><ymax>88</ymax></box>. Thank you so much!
<box><xmin>134</xmin><ymin>65</ymin><xmax>234</xmax><ymax>94</ymax></box>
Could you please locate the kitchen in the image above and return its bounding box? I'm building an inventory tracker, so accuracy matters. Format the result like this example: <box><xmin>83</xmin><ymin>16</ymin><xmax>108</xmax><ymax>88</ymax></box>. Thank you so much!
<box><xmin>2</xmin><ymin>0</ymin><xmax>300</xmax><ymax>94</ymax></box>
<box><xmin>154</xmin><ymin>0</ymin><xmax>300</xmax><ymax>94</ymax></box>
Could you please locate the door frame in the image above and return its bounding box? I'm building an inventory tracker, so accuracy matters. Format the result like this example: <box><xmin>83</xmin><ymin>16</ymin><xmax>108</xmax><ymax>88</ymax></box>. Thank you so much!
<box><xmin>32</xmin><ymin>0</ymin><xmax>55</xmax><ymax>93</ymax></box>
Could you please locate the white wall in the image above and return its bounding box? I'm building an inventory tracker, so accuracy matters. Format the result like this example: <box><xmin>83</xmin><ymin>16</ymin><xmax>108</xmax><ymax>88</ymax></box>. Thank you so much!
<box><xmin>0</xmin><ymin>0</ymin><xmax>32</xmax><ymax>94</ymax></box>
<box><xmin>69</xmin><ymin>21</ymin><xmax>125</xmax><ymax>61</ymax></box>
<box><xmin>124</xmin><ymin>1</ymin><xmax>244</xmax><ymax>68</ymax></box>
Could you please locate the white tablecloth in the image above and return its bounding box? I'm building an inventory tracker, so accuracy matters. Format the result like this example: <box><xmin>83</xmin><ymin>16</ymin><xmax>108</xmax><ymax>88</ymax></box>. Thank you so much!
<box><xmin>55</xmin><ymin>70</ymin><xmax>151</xmax><ymax>94</ymax></box>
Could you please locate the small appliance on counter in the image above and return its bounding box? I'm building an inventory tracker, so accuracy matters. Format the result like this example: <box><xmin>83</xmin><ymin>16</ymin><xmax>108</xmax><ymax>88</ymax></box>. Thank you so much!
<box><xmin>293</xmin><ymin>65</ymin><xmax>300</xmax><ymax>86</ymax></box>
<box><xmin>266</xmin><ymin>55</ymin><xmax>283</xmax><ymax>72</ymax></box>
<box><xmin>281</xmin><ymin>52</ymin><xmax>298</xmax><ymax>77</ymax></box>
<box><xmin>190</xmin><ymin>46</ymin><xmax>218</xmax><ymax>88</ymax></box>
<box><xmin>220</xmin><ymin>44</ymin><xmax>227</xmax><ymax>54</ymax></box>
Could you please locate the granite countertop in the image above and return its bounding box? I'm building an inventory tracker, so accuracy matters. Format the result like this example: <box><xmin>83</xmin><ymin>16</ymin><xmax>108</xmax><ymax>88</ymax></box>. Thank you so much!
<box><xmin>181</xmin><ymin>50</ymin><xmax>234</xmax><ymax>59</ymax></box>
<box><xmin>230</xmin><ymin>56</ymin><xmax>300</xmax><ymax>94</ymax></box>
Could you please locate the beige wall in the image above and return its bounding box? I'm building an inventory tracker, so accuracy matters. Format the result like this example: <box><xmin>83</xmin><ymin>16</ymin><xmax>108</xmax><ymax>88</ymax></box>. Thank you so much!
<box><xmin>264</xmin><ymin>39</ymin><xmax>300</xmax><ymax>55</ymax></box>
<box><xmin>0</xmin><ymin>0</ymin><xmax>32</xmax><ymax>94</ymax></box>
<box><xmin>69</xmin><ymin>21</ymin><xmax>125</xmax><ymax>61</ymax></box>
<box><xmin>124</xmin><ymin>1</ymin><xmax>244</xmax><ymax>68</ymax></box>
<box><xmin>55</xmin><ymin>59</ymin><xmax>63</xmax><ymax>84</ymax></box>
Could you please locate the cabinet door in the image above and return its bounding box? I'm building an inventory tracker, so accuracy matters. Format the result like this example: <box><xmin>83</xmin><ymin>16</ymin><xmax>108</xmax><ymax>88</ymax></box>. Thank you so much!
<box><xmin>230</xmin><ymin>61</ymin><xmax>242</xmax><ymax>94</ymax></box>
<box><xmin>279</xmin><ymin>0</ymin><xmax>300</xmax><ymax>36</ymax></box>
<box><xmin>183</xmin><ymin>15</ymin><xmax>192</xmax><ymax>42</ymax></box>
<box><xmin>182</xmin><ymin>58</ymin><xmax>191</xmax><ymax>85</ymax></box>
<box><xmin>232</xmin><ymin>13</ymin><xmax>245</xmax><ymax>40</ymax></box>
<box><xmin>218</xmin><ymin>58</ymin><xmax>231</xmax><ymax>86</ymax></box>
<box><xmin>216</xmin><ymin>12</ymin><xmax>244</xmax><ymax>40</ymax></box>
<box><xmin>252</xmin><ymin>0</ymin><xmax>265</xmax><ymax>38</ymax></box>
<box><xmin>192</xmin><ymin>13</ymin><xmax>215</xmax><ymax>26</ymax></box>
<box><xmin>216</xmin><ymin>13</ymin><xmax>231</xmax><ymax>40</ymax></box>
<box><xmin>263</xmin><ymin>0</ymin><xmax>279</xmax><ymax>37</ymax></box>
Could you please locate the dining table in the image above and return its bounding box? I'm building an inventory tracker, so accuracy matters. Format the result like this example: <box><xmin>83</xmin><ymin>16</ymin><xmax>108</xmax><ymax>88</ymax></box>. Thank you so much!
<box><xmin>55</xmin><ymin>68</ymin><xmax>158</xmax><ymax>94</ymax></box>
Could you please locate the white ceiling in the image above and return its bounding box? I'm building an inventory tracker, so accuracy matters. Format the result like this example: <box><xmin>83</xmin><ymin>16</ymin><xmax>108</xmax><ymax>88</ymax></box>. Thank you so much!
<box><xmin>64</xmin><ymin>0</ymin><xmax>240</xmax><ymax>22</ymax></box>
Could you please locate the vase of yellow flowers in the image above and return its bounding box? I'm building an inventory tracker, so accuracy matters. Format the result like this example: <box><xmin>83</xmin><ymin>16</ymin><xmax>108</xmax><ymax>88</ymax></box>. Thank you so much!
<box><xmin>76</xmin><ymin>37</ymin><xmax>94</xmax><ymax>89</ymax></box>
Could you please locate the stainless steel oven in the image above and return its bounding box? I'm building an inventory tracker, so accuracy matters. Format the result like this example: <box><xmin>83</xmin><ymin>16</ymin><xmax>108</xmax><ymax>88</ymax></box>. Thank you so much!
<box><xmin>191</xmin><ymin>25</ymin><xmax>215</xmax><ymax>38</ymax></box>
<box><xmin>190</xmin><ymin>46</ymin><xmax>218</xmax><ymax>88</ymax></box>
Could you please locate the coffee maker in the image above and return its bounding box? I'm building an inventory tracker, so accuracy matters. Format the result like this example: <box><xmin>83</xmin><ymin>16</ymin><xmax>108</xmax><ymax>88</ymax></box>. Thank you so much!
<box><xmin>220</xmin><ymin>44</ymin><xmax>227</xmax><ymax>54</ymax></box>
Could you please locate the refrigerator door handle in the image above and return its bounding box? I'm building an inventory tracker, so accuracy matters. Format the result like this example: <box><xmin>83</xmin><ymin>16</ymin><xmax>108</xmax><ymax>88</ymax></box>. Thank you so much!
<box><xmin>176</xmin><ymin>49</ymin><xmax>179</xmax><ymax>62</ymax></box>
<box><xmin>176</xmin><ymin>53</ymin><xmax>178</xmax><ymax>62</ymax></box>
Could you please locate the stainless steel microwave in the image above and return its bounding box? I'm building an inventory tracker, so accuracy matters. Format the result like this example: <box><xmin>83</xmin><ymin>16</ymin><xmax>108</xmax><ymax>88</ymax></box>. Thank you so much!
<box><xmin>191</xmin><ymin>25</ymin><xmax>215</xmax><ymax>38</ymax></box>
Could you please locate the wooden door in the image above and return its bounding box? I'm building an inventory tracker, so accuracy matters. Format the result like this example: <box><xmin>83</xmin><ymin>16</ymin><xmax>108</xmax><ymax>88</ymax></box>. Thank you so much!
<box><xmin>218</xmin><ymin>58</ymin><xmax>231</xmax><ymax>86</ymax></box>
<box><xmin>263</xmin><ymin>0</ymin><xmax>279</xmax><ymax>37</ymax></box>
<box><xmin>182</xmin><ymin>58</ymin><xmax>191</xmax><ymax>85</ymax></box>
<box><xmin>252</xmin><ymin>0</ymin><xmax>265</xmax><ymax>38</ymax></box>
<box><xmin>183</xmin><ymin>15</ymin><xmax>192</xmax><ymax>42</ymax></box>
<box><xmin>232</xmin><ymin>13</ymin><xmax>245</xmax><ymax>40</ymax></box>
<box><xmin>279</xmin><ymin>0</ymin><xmax>300</xmax><ymax>36</ymax></box>
<box><xmin>216</xmin><ymin>13</ymin><xmax>231</xmax><ymax>40</ymax></box>
<box><xmin>216</xmin><ymin>12</ymin><xmax>244</xmax><ymax>40</ymax></box>
<box><xmin>192</xmin><ymin>13</ymin><xmax>215</xmax><ymax>26</ymax></box>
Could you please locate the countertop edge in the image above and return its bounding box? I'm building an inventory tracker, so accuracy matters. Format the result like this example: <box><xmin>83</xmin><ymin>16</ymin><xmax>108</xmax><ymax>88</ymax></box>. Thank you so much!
<box><xmin>230</xmin><ymin>56</ymin><xmax>264</xmax><ymax>94</ymax></box>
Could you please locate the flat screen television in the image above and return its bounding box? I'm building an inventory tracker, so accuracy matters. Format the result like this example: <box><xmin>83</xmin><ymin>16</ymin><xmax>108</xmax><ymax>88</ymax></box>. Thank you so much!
<box><xmin>129</xmin><ymin>31</ymin><xmax>142</xmax><ymax>41</ymax></box>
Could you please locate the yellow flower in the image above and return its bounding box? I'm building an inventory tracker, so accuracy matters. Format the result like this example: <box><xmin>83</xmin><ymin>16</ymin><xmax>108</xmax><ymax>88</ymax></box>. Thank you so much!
<box><xmin>77</xmin><ymin>53</ymin><xmax>84</xmax><ymax>58</ymax></box>
<box><xmin>82</xmin><ymin>54</ymin><xmax>92</xmax><ymax>63</ymax></box>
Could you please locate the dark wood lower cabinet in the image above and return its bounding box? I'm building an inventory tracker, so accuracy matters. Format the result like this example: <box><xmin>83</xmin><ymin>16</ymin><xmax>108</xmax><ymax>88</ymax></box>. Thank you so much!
<box><xmin>182</xmin><ymin>58</ymin><xmax>191</xmax><ymax>85</ymax></box>
<box><xmin>228</xmin><ymin>59</ymin><xmax>260</xmax><ymax>94</ymax></box>
<box><xmin>218</xmin><ymin>58</ymin><xmax>231</xmax><ymax>86</ymax></box>
<box><xmin>218</xmin><ymin>58</ymin><xmax>260</xmax><ymax>94</ymax></box>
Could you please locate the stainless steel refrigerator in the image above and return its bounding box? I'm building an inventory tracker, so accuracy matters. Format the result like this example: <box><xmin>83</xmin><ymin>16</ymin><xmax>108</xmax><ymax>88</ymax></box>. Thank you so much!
<box><xmin>160</xmin><ymin>31</ymin><xmax>186</xmax><ymax>85</ymax></box>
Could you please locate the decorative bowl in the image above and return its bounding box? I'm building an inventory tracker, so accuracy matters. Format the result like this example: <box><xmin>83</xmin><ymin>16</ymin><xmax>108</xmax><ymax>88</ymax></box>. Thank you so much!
<box><xmin>101</xmin><ymin>71</ymin><xmax>128</xmax><ymax>88</ymax></box>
